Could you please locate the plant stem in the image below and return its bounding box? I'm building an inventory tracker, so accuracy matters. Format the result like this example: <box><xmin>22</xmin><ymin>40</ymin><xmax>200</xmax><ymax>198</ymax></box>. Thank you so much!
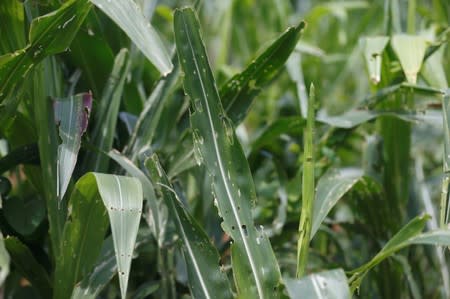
<box><xmin>407</xmin><ymin>0</ymin><xmax>416</xmax><ymax>34</ymax></box>
<box><xmin>296</xmin><ymin>84</ymin><xmax>315</xmax><ymax>278</ymax></box>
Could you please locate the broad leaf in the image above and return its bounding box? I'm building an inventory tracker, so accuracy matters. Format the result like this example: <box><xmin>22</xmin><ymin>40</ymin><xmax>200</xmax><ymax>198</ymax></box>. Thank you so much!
<box><xmin>146</xmin><ymin>154</ymin><xmax>233</xmax><ymax>299</ymax></box>
<box><xmin>174</xmin><ymin>8</ymin><xmax>281</xmax><ymax>298</ymax></box>
<box><xmin>54</xmin><ymin>93</ymin><xmax>93</xmax><ymax>200</ymax></box>
<box><xmin>95</xmin><ymin>174</ymin><xmax>143</xmax><ymax>299</ymax></box>
<box><xmin>220</xmin><ymin>21</ymin><xmax>305</xmax><ymax>124</ymax></box>
<box><xmin>0</xmin><ymin>0</ymin><xmax>91</xmax><ymax>103</ymax></box>
<box><xmin>285</xmin><ymin>269</ymin><xmax>350</xmax><ymax>299</ymax></box>
<box><xmin>0</xmin><ymin>0</ymin><xmax>27</xmax><ymax>54</ymax></box>
<box><xmin>3</xmin><ymin>195</ymin><xmax>46</xmax><ymax>236</ymax></box>
<box><xmin>311</xmin><ymin>169</ymin><xmax>362</xmax><ymax>239</ymax></box>
<box><xmin>5</xmin><ymin>237</ymin><xmax>52</xmax><ymax>299</ymax></box>
<box><xmin>90</xmin><ymin>0</ymin><xmax>172</xmax><ymax>75</ymax></box>
<box><xmin>391</xmin><ymin>34</ymin><xmax>428</xmax><ymax>84</ymax></box>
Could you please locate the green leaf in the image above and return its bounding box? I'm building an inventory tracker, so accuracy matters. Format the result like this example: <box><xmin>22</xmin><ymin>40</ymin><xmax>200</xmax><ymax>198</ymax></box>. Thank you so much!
<box><xmin>90</xmin><ymin>0</ymin><xmax>172</xmax><ymax>75</ymax></box>
<box><xmin>284</xmin><ymin>269</ymin><xmax>350</xmax><ymax>299</ymax></box>
<box><xmin>0</xmin><ymin>0</ymin><xmax>27</xmax><ymax>54</ymax></box>
<box><xmin>174</xmin><ymin>7</ymin><xmax>281</xmax><ymax>298</ymax></box>
<box><xmin>0</xmin><ymin>0</ymin><xmax>91</xmax><ymax>103</ymax></box>
<box><xmin>146</xmin><ymin>154</ymin><xmax>233</xmax><ymax>299</ymax></box>
<box><xmin>311</xmin><ymin>169</ymin><xmax>362</xmax><ymax>239</ymax></box>
<box><xmin>84</xmin><ymin>49</ymin><xmax>130</xmax><ymax>172</ymax></box>
<box><xmin>0</xmin><ymin>143</ymin><xmax>39</xmax><ymax>174</ymax></box>
<box><xmin>95</xmin><ymin>173</ymin><xmax>143</xmax><ymax>299</ymax></box>
<box><xmin>391</xmin><ymin>34</ymin><xmax>428</xmax><ymax>84</ymax></box>
<box><xmin>5</xmin><ymin>236</ymin><xmax>52</xmax><ymax>299</ymax></box>
<box><xmin>360</xmin><ymin>36</ymin><xmax>389</xmax><ymax>84</ymax></box>
<box><xmin>54</xmin><ymin>93</ymin><xmax>93</xmax><ymax>200</ymax></box>
<box><xmin>349</xmin><ymin>214</ymin><xmax>430</xmax><ymax>293</ymax></box>
<box><xmin>3</xmin><ymin>195</ymin><xmax>46</xmax><ymax>236</ymax></box>
<box><xmin>220</xmin><ymin>20</ymin><xmax>305</xmax><ymax>124</ymax></box>
<box><xmin>54</xmin><ymin>173</ymin><xmax>110</xmax><ymax>299</ymax></box>
<box><xmin>251</xmin><ymin>117</ymin><xmax>304</xmax><ymax>152</ymax></box>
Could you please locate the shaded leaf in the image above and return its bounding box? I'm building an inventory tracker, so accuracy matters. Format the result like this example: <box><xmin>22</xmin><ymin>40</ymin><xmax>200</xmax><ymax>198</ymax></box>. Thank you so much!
<box><xmin>90</xmin><ymin>0</ymin><xmax>172</xmax><ymax>75</ymax></box>
<box><xmin>174</xmin><ymin>8</ymin><xmax>281</xmax><ymax>298</ymax></box>
<box><xmin>5</xmin><ymin>237</ymin><xmax>52</xmax><ymax>299</ymax></box>
<box><xmin>3</xmin><ymin>195</ymin><xmax>46</xmax><ymax>236</ymax></box>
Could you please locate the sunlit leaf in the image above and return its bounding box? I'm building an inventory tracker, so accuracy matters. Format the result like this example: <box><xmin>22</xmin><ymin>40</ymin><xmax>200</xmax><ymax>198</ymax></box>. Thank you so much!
<box><xmin>391</xmin><ymin>34</ymin><xmax>428</xmax><ymax>84</ymax></box>
<box><xmin>360</xmin><ymin>36</ymin><xmax>389</xmax><ymax>84</ymax></box>
<box><xmin>90</xmin><ymin>0</ymin><xmax>172</xmax><ymax>75</ymax></box>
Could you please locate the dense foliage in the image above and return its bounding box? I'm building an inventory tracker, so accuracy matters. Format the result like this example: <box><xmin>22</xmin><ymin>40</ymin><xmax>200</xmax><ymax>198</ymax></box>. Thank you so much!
<box><xmin>0</xmin><ymin>0</ymin><xmax>449</xmax><ymax>298</ymax></box>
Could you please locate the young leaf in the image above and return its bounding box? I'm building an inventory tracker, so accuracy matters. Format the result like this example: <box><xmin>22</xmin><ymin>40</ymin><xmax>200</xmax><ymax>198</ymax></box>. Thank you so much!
<box><xmin>0</xmin><ymin>0</ymin><xmax>91</xmax><ymax>103</ymax></box>
<box><xmin>54</xmin><ymin>93</ymin><xmax>93</xmax><ymax>200</ymax></box>
<box><xmin>174</xmin><ymin>7</ymin><xmax>281</xmax><ymax>298</ymax></box>
<box><xmin>5</xmin><ymin>236</ymin><xmax>52</xmax><ymax>299</ymax></box>
<box><xmin>90</xmin><ymin>0</ymin><xmax>172</xmax><ymax>75</ymax></box>
<box><xmin>284</xmin><ymin>269</ymin><xmax>350</xmax><ymax>299</ymax></box>
<box><xmin>220</xmin><ymin>21</ymin><xmax>306</xmax><ymax>124</ymax></box>
<box><xmin>95</xmin><ymin>173</ymin><xmax>143</xmax><ymax>299</ymax></box>
<box><xmin>146</xmin><ymin>154</ymin><xmax>233</xmax><ymax>299</ymax></box>
<box><xmin>311</xmin><ymin>169</ymin><xmax>362</xmax><ymax>239</ymax></box>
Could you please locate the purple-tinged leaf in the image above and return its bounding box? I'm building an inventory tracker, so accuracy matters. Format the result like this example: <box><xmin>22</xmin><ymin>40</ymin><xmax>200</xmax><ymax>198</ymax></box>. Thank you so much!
<box><xmin>54</xmin><ymin>93</ymin><xmax>92</xmax><ymax>200</ymax></box>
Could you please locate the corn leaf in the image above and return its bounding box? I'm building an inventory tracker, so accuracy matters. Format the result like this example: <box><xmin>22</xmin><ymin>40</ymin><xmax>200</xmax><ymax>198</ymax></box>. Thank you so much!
<box><xmin>311</xmin><ymin>169</ymin><xmax>362</xmax><ymax>239</ymax></box>
<box><xmin>0</xmin><ymin>0</ymin><xmax>27</xmax><ymax>54</ymax></box>
<box><xmin>90</xmin><ymin>0</ymin><xmax>172</xmax><ymax>75</ymax></box>
<box><xmin>391</xmin><ymin>34</ymin><xmax>428</xmax><ymax>84</ymax></box>
<box><xmin>0</xmin><ymin>232</ymin><xmax>9</xmax><ymax>286</ymax></box>
<box><xmin>146</xmin><ymin>154</ymin><xmax>233</xmax><ymax>299</ymax></box>
<box><xmin>174</xmin><ymin>8</ymin><xmax>281</xmax><ymax>298</ymax></box>
<box><xmin>54</xmin><ymin>93</ymin><xmax>92</xmax><ymax>200</ymax></box>
<box><xmin>5</xmin><ymin>236</ymin><xmax>52</xmax><ymax>299</ymax></box>
<box><xmin>0</xmin><ymin>0</ymin><xmax>91</xmax><ymax>103</ymax></box>
<box><xmin>83</xmin><ymin>49</ymin><xmax>130</xmax><ymax>172</ymax></box>
<box><xmin>220</xmin><ymin>21</ymin><xmax>305</xmax><ymax>124</ymax></box>
<box><xmin>285</xmin><ymin>269</ymin><xmax>350</xmax><ymax>299</ymax></box>
<box><xmin>95</xmin><ymin>173</ymin><xmax>143</xmax><ymax>299</ymax></box>
<box><xmin>360</xmin><ymin>36</ymin><xmax>389</xmax><ymax>84</ymax></box>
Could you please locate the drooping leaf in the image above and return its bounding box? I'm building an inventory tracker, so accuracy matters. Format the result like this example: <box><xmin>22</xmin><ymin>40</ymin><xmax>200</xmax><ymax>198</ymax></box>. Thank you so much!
<box><xmin>360</xmin><ymin>36</ymin><xmax>389</xmax><ymax>84</ymax></box>
<box><xmin>54</xmin><ymin>93</ymin><xmax>93</xmax><ymax>200</ymax></box>
<box><xmin>174</xmin><ymin>8</ymin><xmax>281</xmax><ymax>298</ymax></box>
<box><xmin>95</xmin><ymin>173</ymin><xmax>143</xmax><ymax>299</ymax></box>
<box><xmin>90</xmin><ymin>0</ymin><xmax>172</xmax><ymax>75</ymax></box>
<box><xmin>5</xmin><ymin>237</ymin><xmax>52</xmax><ymax>299</ymax></box>
<box><xmin>311</xmin><ymin>169</ymin><xmax>362</xmax><ymax>239</ymax></box>
<box><xmin>83</xmin><ymin>49</ymin><xmax>130</xmax><ymax>172</ymax></box>
<box><xmin>220</xmin><ymin>20</ymin><xmax>306</xmax><ymax>124</ymax></box>
<box><xmin>53</xmin><ymin>173</ymin><xmax>110</xmax><ymax>299</ymax></box>
<box><xmin>391</xmin><ymin>34</ymin><xmax>428</xmax><ymax>84</ymax></box>
<box><xmin>284</xmin><ymin>269</ymin><xmax>350</xmax><ymax>299</ymax></box>
<box><xmin>0</xmin><ymin>0</ymin><xmax>92</xmax><ymax>103</ymax></box>
<box><xmin>146</xmin><ymin>154</ymin><xmax>233</xmax><ymax>299</ymax></box>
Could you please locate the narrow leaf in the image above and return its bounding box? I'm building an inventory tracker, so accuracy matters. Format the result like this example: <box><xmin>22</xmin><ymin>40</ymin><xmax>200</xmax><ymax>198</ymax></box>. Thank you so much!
<box><xmin>146</xmin><ymin>154</ymin><xmax>233</xmax><ymax>299</ymax></box>
<box><xmin>54</xmin><ymin>93</ymin><xmax>93</xmax><ymax>200</ymax></box>
<box><xmin>84</xmin><ymin>49</ymin><xmax>130</xmax><ymax>172</ymax></box>
<box><xmin>311</xmin><ymin>169</ymin><xmax>362</xmax><ymax>239</ymax></box>
<box><xmin>95</xmin><ymin>173</ymin><xmax>143</xmax><ymax>299</ymax></box>
<box><xmin>174</xmin><ymin>7</ymin><xmax>281</xmax><ymax>298</ymax></box>
<box><xmin>220</xmin><ymin>21</ymin><xmax>306</xmax><ymax>124</ymax></box>
<box><xmin>285</xmin><ymin>269</ymin><xmax>350</xmax><ymax>299</ymax></box>
<box><xmin>90</xmin><ymin>0</ymin><xmax>172</xmax><ymax>75</ymax></box>
<box><xmin>5</xmin><ymin>237</ymin><xmax>52</xmax><ymax>299</ymax></box>
<box><xmin>0</xmin><ymin>232</ymin><xmax>10</xmax><ymax>286</ymax></box>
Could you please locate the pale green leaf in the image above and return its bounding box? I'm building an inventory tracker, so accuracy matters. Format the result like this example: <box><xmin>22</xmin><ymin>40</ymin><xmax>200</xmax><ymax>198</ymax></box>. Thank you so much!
<box><xmin>360</xmin><ymin>36</ymin><xmax>389</xmax><ymax>84</ymax></box>
<box><xmin>285</xmin><ymin>269</ymin><xmax>350</xmax><ymax>299</ymax></box>
<box><xmin>90</xmin><ymin>0</ymin><xmax>172</xmax><ymax>75</ymax></box>
<box><xmin>0</xmin><ymin>232</ymin><xmax>9</xmax><ymax>286</ymax></box>
<box><xmin>391</xmin><ymin>34</ymin><xmax>428</xmax><ymax>84</ymax></box>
